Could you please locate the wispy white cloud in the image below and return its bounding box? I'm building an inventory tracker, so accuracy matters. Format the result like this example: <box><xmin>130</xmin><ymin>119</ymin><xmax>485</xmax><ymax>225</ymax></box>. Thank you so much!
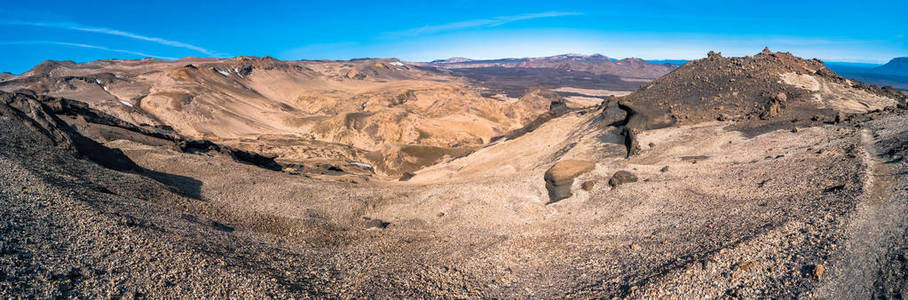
<box><xmin>0</xmin><ymin>40</ymin><xmax>177</xmax><ymax>60</ymax></box>
<box><xmin>2</xmin><ymin>20</ymin><xmax>223</xmax><ymax>56</ymax></box>
<box><xmin>386</xmin><ymin>12</ymin><xmax>582</xmax><ymax>37</ymax></box>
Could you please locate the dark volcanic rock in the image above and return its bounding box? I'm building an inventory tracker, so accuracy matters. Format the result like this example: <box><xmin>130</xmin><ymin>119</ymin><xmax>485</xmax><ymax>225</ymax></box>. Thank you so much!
<box><xmin>399</xmin><ymin>172</ymin><xmax>416</xmax><ymax>181</ymax></box>
<box><xmin>616</xmin><ymin>100</ymin><xmax>676</xmax><ymax>131</ymax></box>
<box><xmin>835</xmin><ymin>112</ymin><xmax>848</xmax><ymax>123</ymax></box>
<box><xmin>494</xmin><ymin>92</ymin><xmax>570</xmax><ymax>142</ymax></box>
<box><xmin>623</xmin><ymin>127</ymin><xmax>642</xmax><ymax>158</ymax></box>
<box><xmin>597</xmin><ymin>96</ymin><xmax>629</xmax><ymax>126</ymax></box>
<box><xmin>608</xmin><ymin>99</ymin><xmax>670</xmax><ymax>158</ymax></box>
<box><xmin>618</xmin><ymin>49</ymin><xmax>834</xmax><ymax>132</ymax></box>
<box><xmin>363</xmin><ymin>218</ymin><xmax>390</xmax><ymax>229</ymax></box>
<box><xmin>1</xmin><ymin>91</ymin><xmax>291</xmax><ymax>175</ymax></box>
<box><xmin>544</xmin><ymin>160</ymin><xmax>595</xmax><ymax>203</ymax></box>
<box><xmin>581</xmin><ymin>181</ymin><xmax>596</xmax><ymax>191</ymax></box>
<box><xmin>608</xmin><ymin>171</ymin><xmax>638</xmax><ymax>188</ymax></box>
<box><xmin>209</xmin><ymin>221</ymin><xmax>235</xmax><ymax>232</ymax></box>
<box><xmin>760</xmin><ymin>92</ymin><xmax>787</xmax><ymax>120</ymax></box>
<box><xmin>177</xmin><ymin>140</ymin><xmax>284</xmax><ymax>171</ymax></box>
<box><xmin>0</xmin><ymin>91</ymin><xmax>141</xmax><ymax>171</ymax></box>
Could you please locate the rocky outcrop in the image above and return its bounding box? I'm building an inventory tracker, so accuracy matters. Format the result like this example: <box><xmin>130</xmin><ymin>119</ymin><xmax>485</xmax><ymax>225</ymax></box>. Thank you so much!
<box><xmin>177</xmin><ymin>140</ymin><xmax>284</xmax><ymax>171</ymax></box>
<box><xmin>608</xmin><ymin>99</ymin><xmax>674</xmax><ymax>158</ymax></box>
<box><xmin>0</xmin><ymin>91</ymin><xmax>140</xmax><ymax>171</ymax></box>
<box><xmin>0</xmin><ymin>91</ymin><xmax>297</xmax><ymax>174</ymax></box>
<box><xmin>622</xmin><ymin>127</ymin><xmax>642</xmax><ymax>158</ymax></box>
<box><xmin>0</xmin><ymin>91</ymin><xmax>76</xmax><ymax>148</ymax></box>
<box><xmin>492</xmin><ymin>94</ymin><xmax>569</xmax><ymax>142</ymax></box>
<box><xmin>544</xmin><ymin>160</ymin><xmax>595</xmax><ymax>203</ymax></box>
<box><xmin>616</xmin><ymin>100</ymin><xmax>677</xmax><ymax>131</ymax></box>
<box><xmin>760</xmin><ymin>92</ymin><xmax>787</xmax><ymax>120</ymax></box>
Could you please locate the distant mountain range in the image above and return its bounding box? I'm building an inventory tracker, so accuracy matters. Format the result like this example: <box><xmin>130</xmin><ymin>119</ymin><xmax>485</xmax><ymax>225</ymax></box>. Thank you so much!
<box><xmin>872</xmin><ymin>57</ymin><xmax>908</xmax><ymax>76</ymax></box>
<box><xmin>826</xmin><ymin>57</ymin><xmax>908</xmax><ymax>90</ymax></box>
<box><xmin>427</xmin><ymin>53</ymin><xmax>679</xmax><ymax>80</ymax></box>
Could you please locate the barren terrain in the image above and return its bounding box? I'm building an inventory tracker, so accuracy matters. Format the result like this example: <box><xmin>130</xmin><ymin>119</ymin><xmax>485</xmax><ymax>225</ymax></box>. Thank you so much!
<box><xmin>1</xmin><ymin>50</ymin><xmax>907</xmax><ymax>298</ymax></box>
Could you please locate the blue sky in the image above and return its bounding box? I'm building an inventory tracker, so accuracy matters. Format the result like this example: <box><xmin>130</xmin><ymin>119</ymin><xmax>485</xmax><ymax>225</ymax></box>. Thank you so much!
<box><xmin>1</xmin><ymin>0</ymin><xmax>906</xmax><ymax>73</ymax></box>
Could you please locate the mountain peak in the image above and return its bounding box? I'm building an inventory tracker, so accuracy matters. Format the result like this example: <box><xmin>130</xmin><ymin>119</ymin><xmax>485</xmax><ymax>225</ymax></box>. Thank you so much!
<box><xmin>872</xmin><ymin>57</ymin><xmax>908</xmax><ymax>77</ymax></box>
<box><xmin>22</xmin><ymin>60</ymin><xmax>77</xmax><ymax>76</ymax></box>
<box><xmin>431</xmin><ymin>57</ymin><xmax>473</xmax><ymax>64</ymax></box>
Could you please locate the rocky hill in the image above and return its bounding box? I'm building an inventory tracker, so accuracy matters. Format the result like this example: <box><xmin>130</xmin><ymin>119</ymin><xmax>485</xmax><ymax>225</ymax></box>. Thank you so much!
<box><xmin>617</xmin><ymin>48</ymin><xmax>905</xmax><ymax>134</ymax></box>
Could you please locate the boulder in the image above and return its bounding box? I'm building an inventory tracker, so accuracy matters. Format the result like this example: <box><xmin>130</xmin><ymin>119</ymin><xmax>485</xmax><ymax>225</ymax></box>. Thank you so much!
<box><xmin>608</xmin><ymin>170</ymin><xmax>638</xmax><ymax>188</ymax></box>
<box><xmin>549</xmin><ymin>99</ymin><xmax>568</xmax><ymax>115</ymax></box>
<box><xmin>363</xmin><ymin>217</ymin><xmax>390</xmax><ymax>229</ymax></box>
<box><xmin>760</xmin><ymin>93</ymin><xmax>786</xmax><ymax>120</ymax></box>
<box><xmin>774</xmin><ymin>92</ymin><xmax>788</xmax><ymax>102</ymax></box>
<box><xmin>581</xmin><ymin>181</ymin><xmax>596</xmax><ymax>191</ymax></box>
<box><xmin>812</xmin><ymin>264</ymin><xmax>825</xmax><ymax>278</ymax></box>
<box><xmin>544</xmin><ymin>160</ymin><xmax>595</xmax><ymax>203</ymax></box>
<box><xmin>399</xmin><ymin>172</ymin><xmax>416</xmax><ymax>181</ymax></box>
<box><xmin>835</xmin><ymin>112</ymin><xmax>847</xmax><ymax>123</ymax></box>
